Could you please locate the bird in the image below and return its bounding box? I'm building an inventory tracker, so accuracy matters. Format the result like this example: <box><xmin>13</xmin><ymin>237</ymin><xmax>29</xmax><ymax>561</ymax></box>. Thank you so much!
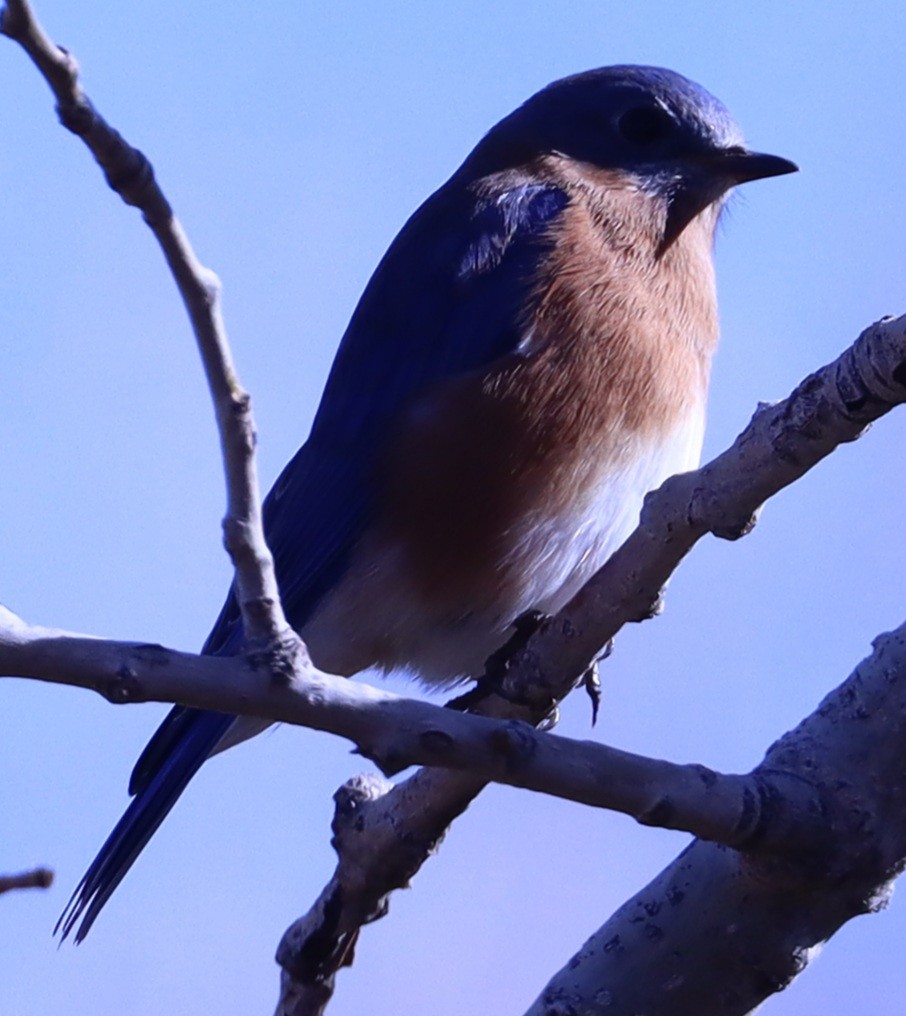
<box><xmin>58</xmin><ymin>65</ymin><xmax>796</xmax><ymax>941</ymax></box>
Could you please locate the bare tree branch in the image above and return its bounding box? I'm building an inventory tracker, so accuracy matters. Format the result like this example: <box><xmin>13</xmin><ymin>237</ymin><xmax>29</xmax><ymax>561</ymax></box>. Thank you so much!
<box><xmin>0</xmin><ymin>867</ymin><xmax>54</xmax><ymax>895</ymax></box>
<box><xmin>0</xmin><ymin>0</ymin><xmax>290</xmax><ymax>648</ymax></box>
<box><xmin>525</xmin><ymin>621</ymin><xmax>906</xmax><ymax>1016</ymax></box>
<box><xmin>0</xmin><ymin>607</ymin><xmax>812</xmax><ymax>849</ymax></box>
<box><xmin>497</xmin><ymin>314</ymin><xmax>906</xmax><ymax>709</ymax></box>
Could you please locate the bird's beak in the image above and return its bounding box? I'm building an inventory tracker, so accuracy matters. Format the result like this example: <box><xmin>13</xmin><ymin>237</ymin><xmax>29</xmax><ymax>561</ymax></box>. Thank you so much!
<box><xmin>711</xmin><ymin>149</ymin><xmax>799</xmax><ymax>184</ymax></box>
<box><xmin>659</xmin><ymin>147</ymin><xmax>797</xmax><ymax>256</ymax></box>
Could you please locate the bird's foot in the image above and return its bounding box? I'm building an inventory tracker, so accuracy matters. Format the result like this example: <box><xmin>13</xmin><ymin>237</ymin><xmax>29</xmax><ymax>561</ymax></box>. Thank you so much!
<box><xmin>446</xmin><ymin>610</ymin><xmax>555</xmax><ymax>721</ymax></box>
<box><xmin>483</xmin><ymin>609</ymin><xmax>547</xmax><ymax>682</ymax></box>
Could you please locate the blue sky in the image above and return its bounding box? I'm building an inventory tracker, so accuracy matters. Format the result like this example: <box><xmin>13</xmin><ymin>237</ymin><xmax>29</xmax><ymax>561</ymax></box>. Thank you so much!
<box><xmin>2</xmin><ymin>2</ymin><xmax>906</xmax><ymax>1013</ymax></box>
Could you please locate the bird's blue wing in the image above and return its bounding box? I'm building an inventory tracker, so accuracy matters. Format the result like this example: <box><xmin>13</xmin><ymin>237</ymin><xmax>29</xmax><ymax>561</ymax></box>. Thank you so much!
<box><xmin>128</xmin><ymin>180</ymin><xmax>570</xmax><ymax>794</ymax></box>
<box><xmin>59</xmin><ymin>180</ymin><xmax>570</xmax><ymax>941</ymax></box>
<box><xmin>252</xmin><ymin>180</ymin><xmax>570</xmax><ymax>629</ymax></box>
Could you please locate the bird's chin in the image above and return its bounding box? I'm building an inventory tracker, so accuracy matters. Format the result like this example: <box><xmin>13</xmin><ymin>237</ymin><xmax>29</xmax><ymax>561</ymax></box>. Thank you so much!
<box><xmin>658</xmin><ymin>185</ymin><xmax>725</xmax><ymax>257</ymax></box>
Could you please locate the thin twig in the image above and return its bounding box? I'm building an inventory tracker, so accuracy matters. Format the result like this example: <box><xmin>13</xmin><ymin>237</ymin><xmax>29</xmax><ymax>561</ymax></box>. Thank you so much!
<box><xmin>0</xmin><ymin>0</ymin><xmax>289</xmax><ymax>647</ymax></box>
<box><xmin>0</xmin><ymin>867</ymin><xmax>54</xmax><ymax>895</ymax></box>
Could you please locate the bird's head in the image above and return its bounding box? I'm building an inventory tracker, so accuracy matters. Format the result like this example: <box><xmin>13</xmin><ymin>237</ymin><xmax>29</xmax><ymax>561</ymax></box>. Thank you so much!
<box><xmin>465</xmin><ymin>65</ymin><xmax>797</xmax><ymax>253</ymax></box>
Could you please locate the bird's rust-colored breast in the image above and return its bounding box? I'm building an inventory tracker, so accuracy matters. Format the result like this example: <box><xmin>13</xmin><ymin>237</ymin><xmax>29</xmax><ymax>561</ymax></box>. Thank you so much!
<box><xmin>375</xmin><ymin>158</ymin><xmax>720</xmax><ymax>610</ymax></box>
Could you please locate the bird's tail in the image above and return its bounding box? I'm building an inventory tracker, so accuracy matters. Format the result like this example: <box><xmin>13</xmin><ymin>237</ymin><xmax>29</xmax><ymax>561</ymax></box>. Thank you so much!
<box><xmin>56</xmin><ymin>709</ymin><xmax>234</xmax><ymax>943</ymax></box>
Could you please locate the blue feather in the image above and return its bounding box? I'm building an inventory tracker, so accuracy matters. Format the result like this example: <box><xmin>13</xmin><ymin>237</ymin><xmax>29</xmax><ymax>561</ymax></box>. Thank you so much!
<box><xmin>60</xmin><ymin>181</ymin><xmax>570</xmax><ymax>940</ymax></box>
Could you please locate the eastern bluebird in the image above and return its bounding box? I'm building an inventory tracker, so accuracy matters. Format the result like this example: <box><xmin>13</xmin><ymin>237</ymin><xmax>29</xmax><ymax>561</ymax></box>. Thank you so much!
<box><xmin>58</xmin><ymin>65</ymin><xmax>795</xmax><ymax>940</ymax></box>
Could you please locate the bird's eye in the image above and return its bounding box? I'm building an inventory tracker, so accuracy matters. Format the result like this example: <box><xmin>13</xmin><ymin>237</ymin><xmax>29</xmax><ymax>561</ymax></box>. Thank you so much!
<box><xmin>616</xmin><ymin>105</ymin><xmax>675</xmax><ymax>146</ymax></box>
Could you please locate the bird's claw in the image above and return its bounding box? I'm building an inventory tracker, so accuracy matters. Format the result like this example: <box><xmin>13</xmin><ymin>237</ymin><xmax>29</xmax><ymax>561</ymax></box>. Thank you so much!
<box><xmin>582</xmin><ymin>639</ymin><xmax>613</xmax><ymax>726</ymax></box>
<box><xmin>446</xmin><ymin>610</ymin><xmax>554</xmax><ymax>716</ymax></box>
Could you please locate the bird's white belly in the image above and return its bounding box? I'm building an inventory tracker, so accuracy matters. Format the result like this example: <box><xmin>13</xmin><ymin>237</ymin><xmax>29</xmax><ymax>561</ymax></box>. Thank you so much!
<box><xmin>303</xmin><ymin>403</ymin><xmax>705</xmax><ymax>687</ymax></box>
<box><xmin>518</xmin><ymin>402</ymin><xmax>705</xmax><ymax>619</ymax></box>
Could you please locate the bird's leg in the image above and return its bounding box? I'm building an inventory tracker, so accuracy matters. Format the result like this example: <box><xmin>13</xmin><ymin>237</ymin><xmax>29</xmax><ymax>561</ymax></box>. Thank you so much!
<box><xmin>446</xmin><ymin>610</ymin><xmax>553</xmax><ymax>716</ymax></box>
